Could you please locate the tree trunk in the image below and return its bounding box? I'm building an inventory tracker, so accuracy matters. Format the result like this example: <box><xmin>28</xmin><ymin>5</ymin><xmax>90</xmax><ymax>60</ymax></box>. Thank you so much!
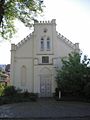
<box><xmin>0</xmin><ymin>0</ymin><xmax>5</xmax><ymax>26</ymax></box>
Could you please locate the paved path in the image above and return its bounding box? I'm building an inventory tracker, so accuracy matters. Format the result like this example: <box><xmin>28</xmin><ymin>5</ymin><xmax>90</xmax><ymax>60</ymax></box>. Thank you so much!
<box><xmin>0</xmin><ymin>99</ymin><xmax>90</xmax><ymax>119</ymax></box>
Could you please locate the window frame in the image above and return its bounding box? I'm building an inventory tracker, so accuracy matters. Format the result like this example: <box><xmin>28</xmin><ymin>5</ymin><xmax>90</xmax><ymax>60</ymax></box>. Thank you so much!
<box><xmin>42</xmin><ymin>56</ymin><xmax>49</xmax><ymax>64</ymax></box>
<box><xmin>47</xmin><ymin>37</ymin><xmax>50</xmax><ymax>50</ymax></box>
<box><xmin>40</xmin><ymin>37</ymin><xmax>44</xmax><ymax>51</ymax></box>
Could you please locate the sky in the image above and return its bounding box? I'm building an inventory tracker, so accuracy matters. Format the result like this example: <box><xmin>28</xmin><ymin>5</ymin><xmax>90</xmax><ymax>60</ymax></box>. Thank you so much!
<box><xmin>0</xmin><ymin>0</ymin><xmax>90</xmax><ymax>64</ymax></box>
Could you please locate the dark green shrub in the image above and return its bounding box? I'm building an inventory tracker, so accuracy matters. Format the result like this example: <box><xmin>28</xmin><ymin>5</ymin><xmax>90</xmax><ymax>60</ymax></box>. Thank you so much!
<box><xmin>84</xmin><ymin>82</ymin><xmax>90</xmax><ymax>98</ymax></box>
<box><xmin>3</xmin><ymin>86</ymin><xmax>17</xmax><ymax>96</ymax></box>
<box><xmin>29</xmin><ymin>93</ymin><xmax>38</xmax><ymax>101</ymax></box>
<box><xmin>54</xmin><ymin>88</ymin><xmax>62</xmax><ymax>101</ymax></box>
<box><xmin>0</xmin><ymin>87</ymin><xmax>38</xmax><ymax>105</ymax></box>
<box><xmin>23</xmin><ymin>90</ymin><xmax>30</xmax><ymax>97</ymax></box>
<box><xmin>0</xmin><ymin>83</ymin><xmax>5</xmax><ymax>96</ymax></box>
<box><xmin>18</xmin><ymin>91</ymin><xmax>38</xmax><ymax>101</ymax></box>
<box><xmin>55</xmin><ymin>88</ymin><xmax>59</xmax><ymax>97</ymax></box>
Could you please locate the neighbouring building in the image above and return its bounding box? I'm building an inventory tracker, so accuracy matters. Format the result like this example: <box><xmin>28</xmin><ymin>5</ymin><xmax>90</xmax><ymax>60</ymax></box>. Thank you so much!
<box><xmin>0</xmin><ymin>64</ymin><xmax>6</xmax><ymax>71</ymax></box>
<box><xmin>10</xmin><ymin>19</ymin><xmax>80</xmax><ymax>97</ymax></box>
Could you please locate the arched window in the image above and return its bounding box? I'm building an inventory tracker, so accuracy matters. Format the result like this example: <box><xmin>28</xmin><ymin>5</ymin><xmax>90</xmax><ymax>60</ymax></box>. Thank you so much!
<box><xmin>21</xmin><ymin>65</ymin><xmax>27</xmax><ymax>86</ymax></box>
<box><xmin>47</xmin><ymin>37</ymin><xmax>50</xmax><ymax>50</ymax></box>
<box><xmin>41</xmin><ymin>37</ymin><xmax>44</xmax><ymax>51</ymax></box>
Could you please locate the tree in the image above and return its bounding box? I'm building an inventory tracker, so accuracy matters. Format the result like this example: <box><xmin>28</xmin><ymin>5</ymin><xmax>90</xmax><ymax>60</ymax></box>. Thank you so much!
<box><xmin>5</xmin><ymin>64</ymin><xmax>10</xmax><ymax>72</ymax></box>
<box><xmin>56</xmin><ymin>52</ymin><xmax>90</xmax><ymax>97</ymax></box>
<box><xmin>0</xmin><ymin>0</ymin><xmax>43</xmax><ymax>40</ymax></box>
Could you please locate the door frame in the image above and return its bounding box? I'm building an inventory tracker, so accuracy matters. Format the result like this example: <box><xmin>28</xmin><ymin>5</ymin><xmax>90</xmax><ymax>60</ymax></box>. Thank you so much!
<box><xmin>40</xmin><ymin>74</ymin><xmax>52</xmax><ymax>97</ymax></box>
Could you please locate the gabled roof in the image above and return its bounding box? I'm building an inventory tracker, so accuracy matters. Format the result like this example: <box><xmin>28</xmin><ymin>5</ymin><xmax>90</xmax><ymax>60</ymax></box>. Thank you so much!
<box><xmin>13</xmin><ymin>19</ymin><xmax>79</xmax><ymax>51</ymax></box>
<box><xmin>16</xmin><ymin>32</ymin><xmax>33</xmax><ymax>50</ymax></box>
<box><xmin>56</xmin><ymin>31</ymin><xmax>79</xmax><ymax>50</ymax></box>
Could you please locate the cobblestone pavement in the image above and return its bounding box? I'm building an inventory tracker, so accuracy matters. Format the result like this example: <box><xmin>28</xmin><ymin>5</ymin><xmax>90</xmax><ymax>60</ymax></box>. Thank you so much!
<box><xmin>0</xmin><ymin>99</ymin><xmax>90</xmax><ymax>119</ymax></box>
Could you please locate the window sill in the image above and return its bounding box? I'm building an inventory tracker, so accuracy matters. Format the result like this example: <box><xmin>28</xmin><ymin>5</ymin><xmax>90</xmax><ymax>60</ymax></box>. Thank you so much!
<box><xmin>38</xmin><ymin>63</ymin><xmax>53</xmax><ymax>65</ymax></box>
<box><xmin>40</xmin><ymin>49</ymin><xmax>44</xmax><ymax>51</ymax></box>
<box><xmin>47</xmin><ymin>49</ymin><xmax>50</xmax><ymax>51</ymax></box>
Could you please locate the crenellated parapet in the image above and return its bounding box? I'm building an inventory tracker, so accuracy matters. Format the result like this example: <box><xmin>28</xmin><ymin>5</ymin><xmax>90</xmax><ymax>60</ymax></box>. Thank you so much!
<box><xmin>16</xmin><ymin>33</ymin><xmax>33</xmax><ymax>49</ymax></box>
<box><xmin>34</xmin><ymin>19</ymin><xmax>56</xmax><ymax>25</ymax></box>
<box><xmin>56</xmin><ymin>32</ymin><xmax>79</xmax><ymax>50</ymax></box>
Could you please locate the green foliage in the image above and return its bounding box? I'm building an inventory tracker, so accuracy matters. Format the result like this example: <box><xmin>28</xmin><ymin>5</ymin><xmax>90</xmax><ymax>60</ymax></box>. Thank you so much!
<box><xmin>0</xmin><ymin>86</ymin><xmax>38</xmax><ymax>105</ymax></box>
<box><xmin>0</xmin><ymin>83</ymin><xmax>5</xmax><ymax>96</ymax></box>
<box><xmin>56</xmin><ymin>52</ymin><xmax>90</xmax><ymax>98</ymax></box>
<box><xmin>84</xmin><ymin>82</ymin><xmax>90</xmax><ymax>98</ymax></box>
<box><xmin>21</xmin><ymin>91</ymin><xmax>38</xmax><ymax>101</ymax></box>
<box><xmin>28</xmin><ymin>92</ymin><xmax>38</xmax><ymax>101</ymax></box>
<box><xmin>2</xmin><ymin>86</ymin><xmax>17</xmax><ymax>96</ymax></box>
<box><xmin>23</xmin><ymin>90</ymin><xmax>30</xmax><ymax>97</ymax></box>
<box><xmin>0</xmin><ymin>0</ymin><xmax>44</xmax><ymax>40</ymax></box>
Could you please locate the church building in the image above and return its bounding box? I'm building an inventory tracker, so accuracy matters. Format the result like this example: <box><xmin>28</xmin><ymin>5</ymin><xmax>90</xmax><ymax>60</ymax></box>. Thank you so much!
<box><xmin>10</xmin><ymin>19</ymin><xmax>79</xmax><ymax>97</ymax></box>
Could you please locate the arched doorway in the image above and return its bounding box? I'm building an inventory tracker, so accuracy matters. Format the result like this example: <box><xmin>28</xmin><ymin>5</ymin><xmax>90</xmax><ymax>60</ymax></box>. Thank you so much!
<box><xmin>40</xmin><ymin>68</ymin><xmax>52</xmax><ymax>97</ymax></box>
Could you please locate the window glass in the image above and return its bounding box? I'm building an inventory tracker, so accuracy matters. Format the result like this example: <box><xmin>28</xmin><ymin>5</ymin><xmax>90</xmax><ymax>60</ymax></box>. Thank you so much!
<box><xmin>47</xmin><ymin>37</ymin><xmax>50</xmax><ymax>50</ymax></box>
<box><xmin>47</xmin><ymin>41</ymin><xmax>50</xmax><ymax>50</ymax></box>
<box><xmin>41</xmin><ymin>41</ymin><xmax>44</xmax><ymax>50</ymax></box>
<box><xmin>42</xmin><ymin>56</ymin><xmax>49</xmax><ymax>63</ymax></box>
<box><xmin>41</xmin><ymin>37</ymin><xmax>44</xmax><ymax>50</ymax></box>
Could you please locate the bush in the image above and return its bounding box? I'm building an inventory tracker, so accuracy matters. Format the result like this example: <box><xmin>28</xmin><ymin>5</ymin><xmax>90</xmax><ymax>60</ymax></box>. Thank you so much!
<box><xmin>2</xmin><ymin>86</ymin><xmax>17</xmax><ymax>96</ymax></box>
<box><xmin>54</xmin><ymin>88</ymin><xmax>62</xmax><ymax>101</ymax></box>
<box><xmin>0</xmin><ymin>83</ymin><xmax>5</xmax><ymax>96</ymax></box>
<box><xmin>23</xmin><ymin>90</ymin><xmax>30</xmax><ymax>97</ymax></box>
<box><xmin>0</xmin><ymin>86</ymin><xmax>38</xmax><ymax>105</ymax></box>
<box><xmin>84</xmin><ymin>82</ymin><xmax>90</xmax><ymax>98</ymax></box>
<box><xmin>55</xmin><ymin>88</ymin><xmax>59</xmax><ymax>97</ymax></box>
<box><xmin>29</xmin><ymin>93</ymin><xmax>38</xmax><ymax>101</ymax></box>
<box><xmin>19</xmin><ymin>90</ymin><xmax>38</xmax><ymax>101</ymax></box>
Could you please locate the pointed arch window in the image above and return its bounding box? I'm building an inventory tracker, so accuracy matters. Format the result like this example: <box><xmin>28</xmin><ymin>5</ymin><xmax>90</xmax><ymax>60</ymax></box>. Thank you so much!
<box><xmin>47</xmin><ymin>37</ymin><xmax>50</xmax><ymax>50</ymax></box>
<box><xmin>41</xmin><ymin>37</ymin><xmax>44</xmax><ymax>51</ymax></box>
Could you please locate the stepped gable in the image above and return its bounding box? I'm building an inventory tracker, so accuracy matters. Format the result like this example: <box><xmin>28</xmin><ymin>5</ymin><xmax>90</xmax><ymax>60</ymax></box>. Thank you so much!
<box><xmin>16</xmin><ymin>19</ymin><xmax>56</xmax><ymax>50</ymax></box>
<box><xmin>16</xmin><ymin>32</ymin><xmax>33</xmax><ymax>49</ymax></box>
<box><xmin>34</xmin><ymin>19</ymin><xmax>77</xmax><ymax>49</ymax></box>
<box><xmin>15</xmin><ymin>19</ymin><xmax>78</xmax><ymax>50</ymax></box>
<box><xmin>57</xmin><ymin>32</ymin><xmax>75</xmax><ymax>49</ymax></box>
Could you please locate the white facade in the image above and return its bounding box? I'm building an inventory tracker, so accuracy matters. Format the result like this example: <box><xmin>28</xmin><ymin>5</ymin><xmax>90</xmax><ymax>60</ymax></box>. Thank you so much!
<box><xmin>10</xmin><ymin>19</ymin><xmax>79</xmax><ymax>97</ymax></box>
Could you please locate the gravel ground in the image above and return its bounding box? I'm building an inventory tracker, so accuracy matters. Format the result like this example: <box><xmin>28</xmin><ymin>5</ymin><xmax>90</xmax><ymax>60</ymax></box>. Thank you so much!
<box><xmin>0</xmin><ymin>99</ymin><xmax>90</xmax><ymax>119</ymax></box>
